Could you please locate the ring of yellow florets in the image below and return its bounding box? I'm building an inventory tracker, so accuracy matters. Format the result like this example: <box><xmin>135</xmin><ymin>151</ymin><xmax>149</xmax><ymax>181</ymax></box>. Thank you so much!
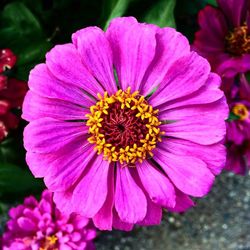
<box><xmin>225</xmin><ymin>24</ymin><xmax>250</xmax><ymax>56</ymax></box>
<box><xmin>232</xmin><ymin>103</ymin><xmax>249</xmax><ymax>121</ymax></box>
<box><xmin>86</xmin><ymin>87</ymin><xmax>164</xmax><ymax>165</ymax></box>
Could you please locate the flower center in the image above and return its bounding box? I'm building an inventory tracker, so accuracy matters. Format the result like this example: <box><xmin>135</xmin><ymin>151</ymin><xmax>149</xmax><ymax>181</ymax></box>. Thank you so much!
<box><xmin>39</xmin><ymin>235</ymin><xmax>58</xmax><ymax>250</ymax></box>
<box><xmin>86</xmin><ymin>87</ymin><xmax>163</xmax><ymax>165</ymax></box>
<box><xmin>232</xmin><ymin>103</ymin><xmax>249</xmax><ymax>120</ymax></box>
<box><xmin>225</xmin><ymin>24</ymin><xmax>250</xmax><ymax>56</ymax></box>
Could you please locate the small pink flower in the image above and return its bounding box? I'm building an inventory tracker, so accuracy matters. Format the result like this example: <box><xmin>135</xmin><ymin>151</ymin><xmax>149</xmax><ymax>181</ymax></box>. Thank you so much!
<box><xmin>23</xmin><ymin>17</ymin><xmax>228</xmax><ymax>231</ymax></box>
<box><xmin>193</xmin><ymin>0</ymin><xmax>250</xmax><ymax>77</ymax></box>
<box><xmin>224</xmin><ymin>74</ymin><xmax>250</xmax><ymax>175</ymax></box>
<box><xmin>2</xmin><ymin>190</ymin><xmax>96</xmax><ymax>250</ymax></box>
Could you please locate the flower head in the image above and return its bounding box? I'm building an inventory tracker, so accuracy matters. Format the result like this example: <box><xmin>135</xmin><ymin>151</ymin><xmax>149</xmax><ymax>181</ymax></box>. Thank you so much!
<box><xmin>2</xmin><ymin>190</ymin><xmax>96</xmax><ymax>250</ymax></box>
<box><xmin>23</xmin><ymin>17</ymin><xmax>228</xmax><ymax>230</ymax></box>
<box><xmin>193</xmin><ymin>0</ymin><xmax>250</xmax><ymax>77</ymax></box>
<box><xmin>0</xmin><ymin>48</ymin><xmax>27</xmax><ymax>142</ymax></box>
<box><xmin>225</xmin><ymin>74</ymin><xmax>250</xmax><ymax>174</ymax></box>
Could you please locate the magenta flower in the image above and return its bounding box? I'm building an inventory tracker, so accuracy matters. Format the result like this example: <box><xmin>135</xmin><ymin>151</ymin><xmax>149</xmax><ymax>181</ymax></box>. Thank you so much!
<box><xmin>22</xmin><ymin>17</ymin><xmax>228</xmax><ymax>231</ymax></box>
<box><xmin>2</xmin><ymin>190</ymin><xmax>96</xmax><ymax>250</ymax></box>
<box><xmin>225</xmin><ymin>142</ymin><xmax>250</xmax><ymax>175</ymax></box>
<box><xmin>225</xmin><ymin>74</ymin><xmax>250</xmax><ymax>174</ymax></box>
<box><xmin>193</xmin><ymin>0</ymin><xmax>250</xmax><ymax>77</ymax></box>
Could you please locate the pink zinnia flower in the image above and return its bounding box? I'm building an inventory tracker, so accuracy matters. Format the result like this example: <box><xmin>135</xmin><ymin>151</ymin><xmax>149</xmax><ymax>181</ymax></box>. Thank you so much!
<box><xmin>225</xmin><ymin>74</ymin><xmax>250</xmax><ymax>174</ymax></box>
<box><xmin>2</xmin><ymin>190</ymin><xmax>96</xmax><ymax>250</ymax></box>
<box><xmin>23</xmin><ymin>17</ymin><xmax>228</xmax><ymax>231</ymax></box>
<box><xmin>193</xmin><ymin>0</ymin><xmax>250</xmax><ymax>77</ymax></box>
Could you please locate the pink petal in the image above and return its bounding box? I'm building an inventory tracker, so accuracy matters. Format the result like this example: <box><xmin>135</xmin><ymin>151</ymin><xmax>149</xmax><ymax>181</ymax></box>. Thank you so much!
<box><xmin>160</xmin><ymin>138</ymin><xmax>226</xmax><ymax>175</ymax></box>
<box><xmin>149</xmin><ymin>52</ymin><xmax>211</xmax><ymax>107</ymax></box>
<box><xmin>46</xmin><ymin>43</ymin><xmax>104</xmax><ymax>97</ymax></box>
<box><xmin>72</xmin><ymin>27</ymin><xmax>117</xmax><ymax>94</ymax></box>
<box><xmin>216</xmin><ymin>54</ymin><xmax>250</xmax><ymax>77</ymax></box>
<box><xmin>160</xmin><ymin>98</ymin><xmax>228</xmax><ymax>145</ymax></box>
<box><xmin>28</xmin><ymin>63</ymin><xmax>95</xmax><ymax>107</ymax></box>
<box><xmin>141</xmin><ymin>27</ymin><xmax>190</xmax><ymax>96</ymax></box>
<box><xmin>106</xmin><ymin>17</ymin><xmax>156</xmax><ymax>92</ymax></box>
<box><xmin>167</xmin><ymin>189</ymin><xmax>194</xmax><ymax>213</ymax></box>
<box><xmin>44</xmin><ymin>143</ymin><xmax>96</xmax><ymax>191</ymax></box>
<box><xmin>112</xmin><ymin>210</ymin><xmax>134</xmax><ymax>231</ymax></box>
<box><xmin>115</xmin><ymin>165</ymin><xmax>147</xmax><ymax>224</ymax></box>
<box><xmin>154</xmin><ymin>148</ymin><xmax>215</xmax><ymax>197</ymax></box>
<box><xmin>158</xmin><ymin>73</ymin><xmax>224</xmax><ymax>112</ymax></box>
<box><xmin>22</xmin><ymin>91</ymin><xmax>88</xmax><ymax>122</ymax></box>
<box><xmin>137</xmin><ymin>197</ymin><xmax>162</xmax><ymax>226</ymax></box>
<box><xmin>72</xmin><ymin>156</ymin><xmax>110</xmax><ymax>217</ymax></box>
<box><xmin>17</xmin><ymin>217</ymin><xmax>36</xmax><ymax>231</ymax></box>
<box><xmin>194</xmin><ymin>6</ymin><xmax>227</xmax><ymax>51</ymax></box>
<box><xmin>137</xmin><ymin>160</ymin><xmax>176</xmax><ymax>208</ymax></box>
<box><xmin>93</xmin><ymin>166</ymin><xmax>115</xmax><ymax>231</ymax></box>
<box><xmin>217</xmin><ymin>0</ymin><xmax>247</xmax><ymax>27</ymax></box>
<box><xmin>24</xmin><ymin>118</ymin><xmax>88</xmax><ymax>153</ymax></box>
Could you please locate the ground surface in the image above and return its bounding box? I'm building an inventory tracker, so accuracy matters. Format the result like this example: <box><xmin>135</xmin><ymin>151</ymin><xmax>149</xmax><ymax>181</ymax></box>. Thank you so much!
<box><xmin>95</xmin><ymin>172</ymin><xmax>250</xmax><ymax>250</ymax></box>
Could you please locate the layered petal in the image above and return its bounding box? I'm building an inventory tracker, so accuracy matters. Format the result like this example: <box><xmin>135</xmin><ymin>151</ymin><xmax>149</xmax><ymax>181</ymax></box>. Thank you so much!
<box><xmin>93</xmin><ymin>166</ymin><xmax>115</xmax><ymax>230</ymax></box>
<box><xmin>46</xmin><ymin>43</ymin><xmax>104</xmax><ymax>97</ymax></box>
<box><xmin>141</xmin><ymin>27</ymin><xmax>190</xmax><ymax>96</ymax></box>
<box><xmin>167</xmin><ymin>189</ymin><xmax>194</xmax><ymax>213</ymax></box>
<box><xmin>154</xmin><ymin>148</ymin><xmax>215</xmax><ymax>197</ymax></box>
<box><xmin>137</xmin><ymin>160</ymin><xmax>176</xmax><ymax>208</ymax></box>
<box><xmin>106</xmin><ymin>17</ymin><xmax>157</xmax><ymax>92</ymax></box>
<box><xmin>217</xmin><ymin>0</ymin><xmax>248</xmax><ymax>27</ymax></box>
<box><xmin>149</xmin><ymin>52</ymin><xmax>211</xmax><ymax>107</ymax></box>
<box><xmin>72</xmin><ymin>156</ymin><xmax>110</xmax><ymax>218</ymax></box>
<box><xmin>24</xmin><ymin>118</ymin><xmax>88</xmax><ymax>153</ymax></box>
<box><xmin>160</xmin><ymin>138</ymin><xmax>226</xmax><ymax>175</ymax></box>
<box><xmin>157</xmin><ymin>73</ymin><xmax>224</xmax><ymax>112</ymax></box>
<box><xmin>194</xmin><ymin>5</ymin><xmax>228</xmax><ymax>52</ymax></box>
<box><xmin>160</xmin><ymin>98</ymin><xmax>228</xmax><ymax>145</ymax></box>
<box><xmin>72</xmin><ymin>27</ymin><xmax>117</xmax><ymax>94</ymax></box>
<box><xmin>115</xmin><ymin>165</ymin><xmax>147</xmax><ymax>224</ymax></box>
<box><xmin>22</xmin><ymin>91</ymin><xmax>88</xmax><ymax>122</ymax></box>
<box><xmin>137</xmin><ymin>197</ymin><xmax>162</xmax><ymax>226</ymax></box>
<box><xmin>28</xmin><ymin>63</ymin><xmax>95</xmax><ymax>107</ymax></box>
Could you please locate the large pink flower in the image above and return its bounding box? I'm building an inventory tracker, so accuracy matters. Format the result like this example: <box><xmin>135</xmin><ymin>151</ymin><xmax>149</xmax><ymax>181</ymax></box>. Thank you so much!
<box><xmin>23</xmin><ymin>17</ymin><xmax>228</xmax><ymax>231</ymax></box>
<box><xmin>2</xmin><ymin>190</ymin><xmax>96</xmax><ymax>250</ymax></box>
<box><xmin>193</xmin><ymin>0</ymin><xmax>250</xmax><ymax>77</ymax></box>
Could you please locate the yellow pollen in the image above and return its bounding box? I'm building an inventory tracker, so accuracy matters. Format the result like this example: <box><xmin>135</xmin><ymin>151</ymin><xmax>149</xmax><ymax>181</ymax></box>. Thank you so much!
<box><xmin>86</xmin><ymin>87</ymin><xmax>163</xmax><ymax>165</ymax></box>
<box><xmin>225</xmin><ymin>24</ymin><xmax>250</xmax><ymax>56</ymax></box>
<box><xmin>39</xmin><ymin>235</ymin><xmax>58</xmax><ymax>250</ymax></box>
<box><xmin>232</xmin><ymin>103</ymin><xmax>249</xmax><ymax>121</ymax></box>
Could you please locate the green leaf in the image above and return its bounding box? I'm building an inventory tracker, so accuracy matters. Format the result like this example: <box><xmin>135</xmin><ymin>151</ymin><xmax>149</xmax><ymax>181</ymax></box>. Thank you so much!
<box><xmin>103</xmin><ymin>0</ymin><xmax>131</xmax><ymax>30</ymax></box>
<box><xmin>143</xmin><ymin>0</ymin><xmax>176</xmax><ymax>28</ymax></box>
<box><xmin>0</xmin><ymin>2</ymin><xmax>43</xmax><ymax>47</ymax></box>
<box><xmin>0</xmin><ymin>163</ymin><xmax>43</xmax><ymax>196</ymax></box>
<box><xmin>206</xmin><ymin>0</ymin><xmax>217</xmax><ymax>6</ymax></box>
<box><xmin>227</xmin><ymin>112</ymin><xmax>239</xmax><ymax>122</ymax></box>
<box><xmin>0</xmin><ymin>2</ymin><xmax>51</xmax><ymax>80</ymax></box>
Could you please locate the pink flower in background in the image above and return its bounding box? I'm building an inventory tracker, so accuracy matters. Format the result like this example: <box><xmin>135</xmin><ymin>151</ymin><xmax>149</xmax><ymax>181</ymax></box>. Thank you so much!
<box><xmin>193</xmin><ymin>0</ymin><xmax>250</xmax><ymax>77</ymax></box>
<box><xmin>0</xmin><ymin>48</ymin><xmax>27</xmax><ymax>142</ymax></box>
<box><xmin>2</xmin><ymin>190</ymin><xmax>96</xmax><ymax>250</ymax></box>
<box><xmin>225</xmin><ymin>74</ymin><xmax>250</xmax><ymax>175</ymax></box>
<box><xmin>23</xmin><ymin>17</ymin><xmax>228</xmax><ymax>231</ymax></box>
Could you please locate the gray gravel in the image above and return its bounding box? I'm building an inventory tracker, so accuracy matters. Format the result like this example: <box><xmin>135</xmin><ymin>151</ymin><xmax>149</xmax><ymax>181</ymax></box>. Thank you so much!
<box><xmin>95</xmin><ymin>171</ymin><xmax>250</xmax><ymax>250</ymax></box>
